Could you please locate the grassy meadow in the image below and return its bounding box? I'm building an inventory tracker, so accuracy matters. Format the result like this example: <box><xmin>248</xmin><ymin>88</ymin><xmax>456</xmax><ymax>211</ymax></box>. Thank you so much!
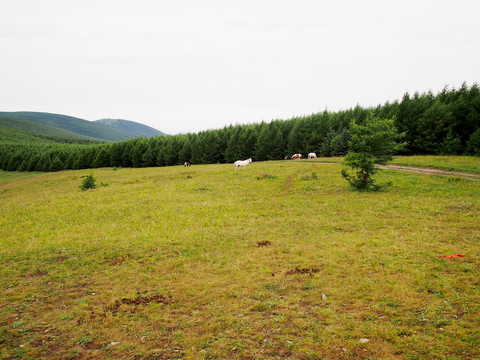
<box><xmin>1</xmin><ymin>158</ymin><xmax>479</xmax><ymax>359</ymax></box>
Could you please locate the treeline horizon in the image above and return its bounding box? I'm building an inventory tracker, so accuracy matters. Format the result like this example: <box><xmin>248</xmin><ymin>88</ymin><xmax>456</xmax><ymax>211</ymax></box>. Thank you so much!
<box><xmin>1</xmin><ymin>82</ymin><xmax>480</xmax><ymax>172</ymax></box>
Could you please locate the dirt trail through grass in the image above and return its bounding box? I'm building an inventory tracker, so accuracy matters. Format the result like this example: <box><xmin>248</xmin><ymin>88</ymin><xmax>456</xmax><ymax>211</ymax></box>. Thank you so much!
<box><xmin>376</xmin><ymin>164</ymin><xmax>480</xmax><ymax>181</ymax></box>
<box><xmin>307</xmin><ymin>161</ymin><xmax>480</xmax><ymax>181</ymax></box>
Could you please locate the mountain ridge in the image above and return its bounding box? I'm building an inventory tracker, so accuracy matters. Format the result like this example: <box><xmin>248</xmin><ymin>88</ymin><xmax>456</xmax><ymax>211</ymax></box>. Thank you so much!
<box><xmin>0</xmin><ymin>111</ymin><xmax>167</xmax><ymax>142</ymax></box>
<box><xmin>0</xmin><ymin>115</ymin><xmax>101</xmax><ymax>142</ymax></box>
<box><xmin>94</xmin><ymin>118</ymin><xmax>167</xmax><ymax>137</ymax></box>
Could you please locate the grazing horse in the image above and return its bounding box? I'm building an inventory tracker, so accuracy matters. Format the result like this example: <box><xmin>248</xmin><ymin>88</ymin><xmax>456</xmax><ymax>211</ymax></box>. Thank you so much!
<box><xmin>308</xmin><ymin>153</ymin><xmax>317</xmax><ymax>159</ymax></box>
<box><xmin>234</xmin><ymin>158</ymin><xmax>252</xmax><ymax>170</ymax></box>
<box><xmin>291</xmin><ymin>154</ymin><xmax>302</xmax><ymax>160</ymax></box>
<box><xmin>184</xmin><ymin>162</ymin><xmax>191</xmax><ymax>167</ymax></box>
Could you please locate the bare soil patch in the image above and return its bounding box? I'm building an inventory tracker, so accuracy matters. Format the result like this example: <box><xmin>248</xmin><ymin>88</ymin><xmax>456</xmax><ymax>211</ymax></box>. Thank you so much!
<box><xmin>102</xmin><ymin>255</ymin><xmax>130</xmax><ymax>265</ymax></box>
<box><xmin>286</xmin><ymin>267</ymin><xmax>320</xmax><ymax>275</ymax></box>
<box><xmin>256</xmin><ymin>241</ymin><xmax>272</xmax><ymax>247</ymax></box>
<box><xmin>106</xmin><ymin>293</ymin><xmax>172</xmax><ymax>316</ymax></box>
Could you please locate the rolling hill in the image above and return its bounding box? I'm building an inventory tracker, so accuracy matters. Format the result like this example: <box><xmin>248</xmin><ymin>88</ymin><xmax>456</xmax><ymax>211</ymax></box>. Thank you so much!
<box><xmin>0</xmin><ymin>115</ymin><xmax>102</xmax><ymax>143</ymax></box>
<box><xmin>94</xmin><ymin>118</ymin><xmax>167</xmax><ymax>137</ymax></box>
<box><xmin>0</xmin><ymin>111</ymin><xmax>166</xmax><ymax>142</ymax></box>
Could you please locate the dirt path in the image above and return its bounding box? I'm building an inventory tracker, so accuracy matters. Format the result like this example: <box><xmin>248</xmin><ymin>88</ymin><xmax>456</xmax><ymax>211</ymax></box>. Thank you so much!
<box><xmin>376</xmin><ymin>164</ymin><xmax>480</xmax><ymax>181</ymax></box>
<box><xmin>305</xmin><ymin>161</ymin><xmax>480</xmax><ymax>181</ymax></box>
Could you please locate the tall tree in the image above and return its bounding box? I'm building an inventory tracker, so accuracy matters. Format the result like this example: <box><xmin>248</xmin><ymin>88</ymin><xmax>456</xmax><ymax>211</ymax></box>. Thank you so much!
<box><xmin>93</xmin><ymin>147</ymin><xmax>111</xmax><ymax>168</ymax></box>
<box><xmin>238</xmin><ymin>126</ymin><xmax>257</xmax><ymax>159</ymax></box>
<box><xmin>178</xmin><ymin>135</ymin><xmax>193</xmax><ymax>164</ymax></box>
<box><xmin>342</xmin><ymin>114</ymin><xmax>405</xmax><ymax>190</ymax></box>
<box><xmin>132</xmin><ymin>140</ymin><xmax>147</xmax><ymax>167</ymax></box>
<box><xmin>255</xmin><ymin>122</ymin><xmax>285</xmax><ymax>161</ymax></box>
<box><xmin>224</xmin><ymin>126</ymin><xmax>243</xmax><ymax>163</ymax></box>
<box><xmin>121</xmin><ymin>142</ymin><xmax>134</xmax><ymax>167</ymax></box>
<box><xmin>466</xmin><ymin>128</ymin><xmax>480</xmax><ymax>155</ymax></box>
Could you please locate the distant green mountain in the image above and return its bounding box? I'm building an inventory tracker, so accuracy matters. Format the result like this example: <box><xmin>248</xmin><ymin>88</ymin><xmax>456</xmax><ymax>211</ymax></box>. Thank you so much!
<box><xmin>94</xmin><ymin>118</ymin><xmax>167</xmax><ymax>137</ymax></box>
<box><xmin>0</xmin><ymin>115</ymin><xmax>102</xmax><ymax>143</ymax></box>
<box><xmin>0</xmin><ymin>111</ymin><xmax>133</xmax><ymax>142</ymax></box>
<box><xmin>0</xmin><ymin>124</ymin><xmax>99</xmax><ymax>146</ymax></box>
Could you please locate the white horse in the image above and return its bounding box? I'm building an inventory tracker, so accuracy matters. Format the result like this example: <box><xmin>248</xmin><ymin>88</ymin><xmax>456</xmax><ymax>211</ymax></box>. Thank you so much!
<box><xmin>308</xmin><ymin>153</ymin><xmax>317</xmax><ymax>159</ymax></box>
<box><xmin>234</xmin><ymin>158</ymin><xmax>252</xmax><ymax>170</ymax></box>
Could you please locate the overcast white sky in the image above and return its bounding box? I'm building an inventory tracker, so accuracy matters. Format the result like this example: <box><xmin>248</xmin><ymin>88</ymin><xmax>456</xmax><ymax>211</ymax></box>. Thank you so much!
<box><xmin>1</xmin><ymin>0</ymin><xmax>479</xmax><ymax>134</ymax></box>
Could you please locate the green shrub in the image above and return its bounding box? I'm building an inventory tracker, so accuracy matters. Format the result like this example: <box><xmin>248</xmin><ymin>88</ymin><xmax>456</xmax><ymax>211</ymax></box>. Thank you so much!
<box><xmin>80</xmin><ymin>174</ymin><xmax>96</xmax><ymax>191</ymax></box>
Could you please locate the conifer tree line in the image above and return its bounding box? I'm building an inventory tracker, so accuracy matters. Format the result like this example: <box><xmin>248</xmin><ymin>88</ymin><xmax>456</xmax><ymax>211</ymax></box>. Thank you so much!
<box><xmin>1</xmin><ymin>83</ymin><xmax>479</xmax><ymax>172</ymax></box>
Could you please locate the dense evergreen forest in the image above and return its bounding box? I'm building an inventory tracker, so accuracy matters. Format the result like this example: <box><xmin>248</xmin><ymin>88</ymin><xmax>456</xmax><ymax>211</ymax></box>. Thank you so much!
<box><xmin>1</xmin><ymin>83</ymin><xmax>479</xmax><ymax>172</ymax></box>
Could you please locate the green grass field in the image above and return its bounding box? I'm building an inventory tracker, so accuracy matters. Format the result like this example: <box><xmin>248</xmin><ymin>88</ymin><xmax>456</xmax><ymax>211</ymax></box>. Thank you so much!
<box><xmin>1</xmin><ymin>158</ymin><xmax>479</xmax><ymax>359</ymax></box>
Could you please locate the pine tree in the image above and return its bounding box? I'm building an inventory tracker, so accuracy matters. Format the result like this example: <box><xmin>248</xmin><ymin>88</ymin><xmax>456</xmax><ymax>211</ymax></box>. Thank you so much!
<box><xmin>178</xmin><ymin>136</ymin><xmax>193</xmax><ymax>164</ymax></box>
<box><xmin>93</xmin><ymin>147</ymin><xmax>110</xmax><ymax>168</ymax></box>
<box><xmin>110</xmin><ymin>142</ymin><xmax>125</xmax><ymax>167</ymax></box>
<box><xmin>342</xmin><ymin>114</ymin><xmax>405</xmax><ymax>190</ymax></box>
<box><xmin>122</xmin><ymin>142</ymin><xmax>134</xmax><ymax>167</ymax></box>
<box><xmin>466</xmin><ymin>128</ymin><xmax>480</xmax><ymax>155</ymax></box>
<box><xmin>439</xmin><ymin>129</ymin><xmax>462</xmax><ymax>155</ymax></box>
<box><xmin>132</xmin><ymin>140</ymin><xmax>147</xmax><ymax>168</ymax></box>
<box><xmin>80</xmin><ymin>174</ymin><xmax>96</xmax><ymax>191</ymax></box>
<box><xmin>330</xmin><ymin>128</ymin><xmax>350</xmax><ymax>156</ymax></box>
<box><xmin>238</xmin><ymin>126</ymin><xmax>257</xmax><ymax>159</ymax></box>
<box><xmin>224</xmin><ymin>126</ymin><xmax>242</xmax><ymax>163</ymax></box>
<box><xmin>49</xmin><ymin>156</ymin><xmax>64</xmax><ymax>172</ymax></box>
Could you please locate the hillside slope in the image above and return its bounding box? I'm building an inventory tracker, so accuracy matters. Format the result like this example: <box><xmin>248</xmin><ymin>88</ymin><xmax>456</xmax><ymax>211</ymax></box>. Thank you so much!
<box><xmin>0</xmin><ymin>111</ymin><xmax>133</xmax><ymax>142</ymax></box>
<box><xmin>0</xmin><ymin>115</ymin><xmax>101</xmax><ymax>143</ymax></box>
<box><xmin>94</xmin><ymin>118</ymin><xmax>167</xmax><ymax>137</ymax></box>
